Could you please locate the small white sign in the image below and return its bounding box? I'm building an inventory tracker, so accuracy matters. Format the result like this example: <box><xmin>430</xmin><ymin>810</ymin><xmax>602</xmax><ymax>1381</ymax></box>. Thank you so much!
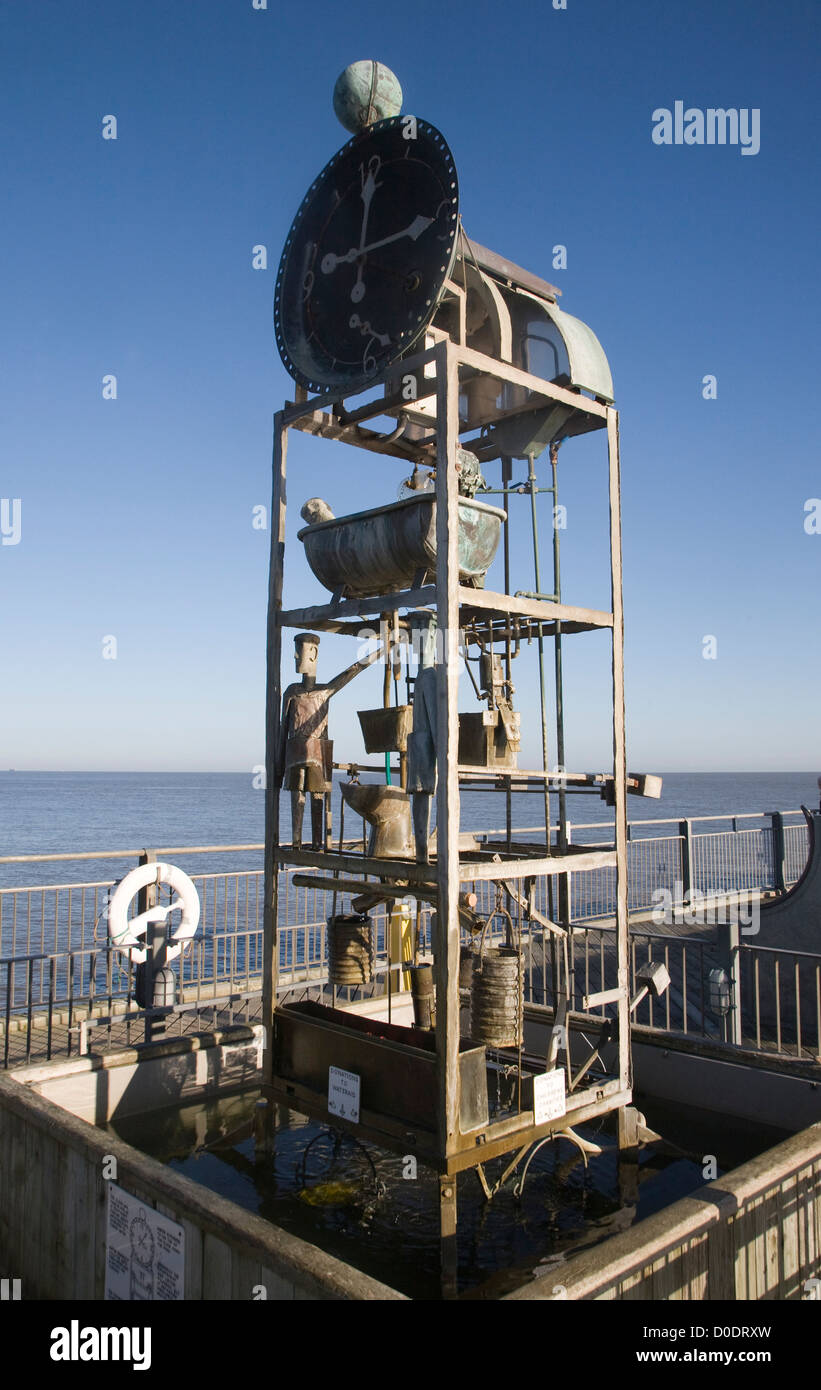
<box><xmin>105</xmin><ymin>1184</ymin><xmax>185</xmax><ymax>1301</ymax></box>
<box><xmin>328</xmin><ymin>1066</ymin><xmax>361</xmax><ymax>1123</ymax></box>
<box><xmin>532</xmin><ymin>1069</ymin><xmax>566</xmax><ymax>1124</ymax></box>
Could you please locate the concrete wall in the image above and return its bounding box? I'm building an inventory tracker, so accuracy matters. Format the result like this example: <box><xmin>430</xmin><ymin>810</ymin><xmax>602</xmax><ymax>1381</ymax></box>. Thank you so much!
<box><xmin>633</xmin><ymin>1029</ymin><xmax>821</xmax><ymax>1133</ymax></box>
<box><xmin>12</xmin><ymin>1024</ymin><xmax>265</xmax><ymax>1125</ymax></box>
<box><xmin>0</xmin><ymin>1060</ymin><xmax>406</xmax><ymax>1301</ymax></box>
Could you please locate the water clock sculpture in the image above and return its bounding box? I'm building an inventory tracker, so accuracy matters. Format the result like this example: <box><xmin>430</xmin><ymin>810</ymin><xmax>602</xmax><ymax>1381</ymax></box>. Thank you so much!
<box><xmin>262</xmin><ymin>58</ymin><xmax>661</xmax><ymax>1293</ymax></box>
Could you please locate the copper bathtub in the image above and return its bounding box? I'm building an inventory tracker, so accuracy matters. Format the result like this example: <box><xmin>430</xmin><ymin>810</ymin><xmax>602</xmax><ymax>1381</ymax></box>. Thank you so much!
<box><xmin>298</xmin><ymin>493</ymin><xmax>506</xmax><ymax>598</ymax></box>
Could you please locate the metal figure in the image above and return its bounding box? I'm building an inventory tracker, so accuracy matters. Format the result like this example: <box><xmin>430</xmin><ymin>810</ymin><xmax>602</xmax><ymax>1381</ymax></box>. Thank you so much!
<box><xmin>279</xmin><ymin>633</ymin><xmax>382</xmax><ymax>850</ymax></box>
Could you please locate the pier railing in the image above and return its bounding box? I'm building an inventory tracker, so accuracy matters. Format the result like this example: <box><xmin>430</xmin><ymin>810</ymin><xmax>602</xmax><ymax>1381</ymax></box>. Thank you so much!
<box><xmin>0</xmin><ymin>809</ymin><xmax>812</xmax><ymax>1065</ymax></box>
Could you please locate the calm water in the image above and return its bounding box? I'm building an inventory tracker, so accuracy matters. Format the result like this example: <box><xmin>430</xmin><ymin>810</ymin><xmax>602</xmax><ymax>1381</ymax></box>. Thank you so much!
<box><xmin>0</xmin><ymin>770</ymin><xmax>817</xmax><ymax>887</ymax></box>
<box><xmin>107</xmin><ymin>1087</ymin><xmax>784</xmax><ymax>1300</ymax></box>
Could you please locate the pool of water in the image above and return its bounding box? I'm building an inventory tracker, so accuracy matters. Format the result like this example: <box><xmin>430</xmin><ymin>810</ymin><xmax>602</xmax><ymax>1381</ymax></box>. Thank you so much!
<box><xmin>106</xmin><ymin>1089</ymin><xmax>783</xmax><ymax>1299</ymax></box>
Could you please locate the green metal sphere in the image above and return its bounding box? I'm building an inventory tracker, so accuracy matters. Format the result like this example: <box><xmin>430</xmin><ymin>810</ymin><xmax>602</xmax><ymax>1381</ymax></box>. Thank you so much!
<box><xmin>332</xmin><ymin>61</ymin><xmax>402</xmax><ymax>133</ymax></box>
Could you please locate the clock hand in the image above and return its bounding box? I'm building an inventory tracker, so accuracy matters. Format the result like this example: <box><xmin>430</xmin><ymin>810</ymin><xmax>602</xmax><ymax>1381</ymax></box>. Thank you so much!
<box><xmin>349</xmin><ymin>313</ymin><xmax>390</xmax><ymax>347</ymax></box>
<box><xmin>350</xmin><ymin>265</ymin><xmax>366</xmax><ymax>304</ymax></box>
<box><xmin>349</xmin><ymin>157</ymin><xmax>385</xmax><ymax>304</ymax></box>
<box><xmin>357</xmin><ymin>156</ymin><xmax>381</xmax><ymax>257</ymax></box>
<box><xmin>321</xmin><ymin>214</ymin><xmax>435</xmax><ymax>275</ymax></box>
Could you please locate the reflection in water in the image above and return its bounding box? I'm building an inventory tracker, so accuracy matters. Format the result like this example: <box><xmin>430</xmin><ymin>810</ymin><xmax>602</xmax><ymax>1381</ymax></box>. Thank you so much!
<box><xmin>106</xmin><ymin>1087</ymin><xmax>772</xmax><ymax>1300</ymax></box>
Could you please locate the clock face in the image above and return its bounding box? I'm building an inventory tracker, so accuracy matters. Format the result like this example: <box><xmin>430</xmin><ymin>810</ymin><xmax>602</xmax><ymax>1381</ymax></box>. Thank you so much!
<box><xmin>129</xmin><ymin>1211</ymin><xmax>155</xmax><ymax>1268</ymax></box>
<box><xmin>275</xmin><ymin>117</ymin><xmax>459</xmax><ymax>393</ymax></box>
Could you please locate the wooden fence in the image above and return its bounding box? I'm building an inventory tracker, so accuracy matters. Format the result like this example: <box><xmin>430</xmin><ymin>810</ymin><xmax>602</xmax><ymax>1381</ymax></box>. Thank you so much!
<box><xmin>0</xmin><ymin>1067</ymin><xmax>406</xmax><ymax>1301</ymax></box>
<box><xmin>506</xmin><ymin>1120</ymin><xmax>821</xmax><ymax>1300</ymax></box>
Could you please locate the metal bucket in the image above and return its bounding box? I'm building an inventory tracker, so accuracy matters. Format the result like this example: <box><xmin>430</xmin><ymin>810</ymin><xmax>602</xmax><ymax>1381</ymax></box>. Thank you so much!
<box><xmin>470</xmin><ymin>910</ymin><xmax>522</xmax><ymax>1047</ymax></box>
<box><xmin>357</xmin><ymin>706</ymin><xmax>413</xmax><ymax>754</ymax></box>
<box><xmin>407</xmin><ymin>963</ymin><xmax>435</xmax><ymax>1030</ymax></box>
<box><xmin>327</xmin><ymin>913</ymin><xmax>373</xmax><ymax>987</ymax></box>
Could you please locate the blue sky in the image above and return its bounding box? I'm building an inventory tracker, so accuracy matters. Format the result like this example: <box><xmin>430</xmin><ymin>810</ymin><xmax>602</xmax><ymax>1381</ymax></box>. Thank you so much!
<box><xmin>2</xmin><ymin>0</ymin><xmax>819</xmax><ymax>772</ymax></box>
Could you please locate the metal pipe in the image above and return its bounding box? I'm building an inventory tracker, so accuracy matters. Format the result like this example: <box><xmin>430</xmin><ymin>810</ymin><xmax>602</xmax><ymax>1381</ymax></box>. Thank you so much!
<box><xmin>551</xmin><ymin>444</ymin><xmax>569</xmax><ymax>941</ymax></box>
<box><xmin>526</xmin><ymin>454</ymin><xmax>551</xmax><ymax>855</ymax></box>
<box><xmin>502</xmin><ymin>456</ymin><xmax>513</xmax><ymax>849</ymax></box>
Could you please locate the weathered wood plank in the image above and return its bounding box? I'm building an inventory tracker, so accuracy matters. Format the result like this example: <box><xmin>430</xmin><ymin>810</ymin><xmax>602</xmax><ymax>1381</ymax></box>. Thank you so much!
<box><xmin>263</xmin><ymin>415</ymin><xmax>287</xmax><ymax>1086</ymax></box>
<box><xmin>462</xmin><ymin>848</ymin><xmax>617</xmax><ymax>881</ymax></box>
<box><xmin>69</xmin><ymin>1143</ymin><xmax>96</xmax><ymax>1299</ymax></box>
<box><xmin>259</xmin><ymin>1264</ymin><xmax>300</xmax><ymax>1300</ymax></box>
<box><xmin>279</xmin><ymin>585</ymin><xmax>437</xmax><ymax>631</ymax></box>
<box><xmin>202</xmin><ymin>1231</ymin><xmax>234</xmax><ymax>1300</ymax></box>
<box><xmin>434</xmin><ymin>339</ymin><xmax>462</xmax><ymax>1156</ymax></box>
<box><xmin>0</xmin><ymin>1073</ymin><xmax>408</xmax><ymax>1300</ymax></box>
<box><xmin>458</xmin><ymin>585</ymin><xmax>612</xmax><ymax>629</ymax></box>
<box><xmin>607</xmin><ymin>409</ymin><xmax>631</xmax><ymax>1108</ymax></box>
<box><xmin>454</xmin><ymin>342</ymin><xmax>610</xmax><ymax>420</ymax></box>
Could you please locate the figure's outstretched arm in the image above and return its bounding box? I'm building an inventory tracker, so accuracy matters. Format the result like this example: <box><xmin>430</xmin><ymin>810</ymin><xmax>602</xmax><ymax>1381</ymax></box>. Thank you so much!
<box><xmin>326</xmin><ymin>643</ymin><xmax>385</xmax><ymax>696</ymax></box>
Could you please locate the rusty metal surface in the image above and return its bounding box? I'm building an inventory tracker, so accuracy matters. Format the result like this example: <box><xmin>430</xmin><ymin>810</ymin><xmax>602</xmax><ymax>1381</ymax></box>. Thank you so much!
<box><xmin>470</xmin><ymin>947</ymin><xmax>523</xmax><ymax>1047</ymax></box>
<box><xmin>357</xmin><ymin>706</ymin><xmax>412</xmax><ymax>754</ymax></box>
<box><xmin>340</xmin><ymin>782</ymin><xmax>414</xmax><ymax>859</ymax></box>
<box><xmin>327</xmin><ymin>913</ymin><xmax>373</xmax><ymax>986</ymax></box>
<box><xmin>273</xmin><ymin>1001</ymin><xmax>488</xmax><ymax>1133</ymax></box>
<box><xmin>458</xmin><ymin>711</ymin><xmax>519</xmax><ymax>770</ymax></box>
<box><xmin>407</xmin><ymin>963</ymin><xmax>435</xmax><ymax>1029</ymax></box>
<box><xmin>298</xmin><ymin>493</ymin><xmax>505</xmax><ymax>598</ymax></box>
<box><xmin>459</xmin><ymin>236</ymin><xmax>561</xmax><ymax>302</ymax></box>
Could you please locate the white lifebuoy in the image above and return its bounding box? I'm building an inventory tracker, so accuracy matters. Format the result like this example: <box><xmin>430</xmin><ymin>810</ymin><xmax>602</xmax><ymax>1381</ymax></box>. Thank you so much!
<box><xmin>107</xmin><ymin>862</ymin><xmax>201</xmax><ymax>964</ymax></box>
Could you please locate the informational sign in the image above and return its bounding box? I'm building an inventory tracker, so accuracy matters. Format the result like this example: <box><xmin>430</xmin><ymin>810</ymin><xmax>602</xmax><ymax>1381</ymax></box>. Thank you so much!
<box><xmin>328</xmin><ymin>1065</ymin><xmax>361</xmax><ymax>1123</ymax></box>
<box><xmin>105</xmin><ymin>1184</ymin><xmax>185</xmax><ymax>1301</ymax></box>
<box><xmin>532</xmin><ymin>1069</ymin><xmax>566</xmax><ymax>1124</ymax></box>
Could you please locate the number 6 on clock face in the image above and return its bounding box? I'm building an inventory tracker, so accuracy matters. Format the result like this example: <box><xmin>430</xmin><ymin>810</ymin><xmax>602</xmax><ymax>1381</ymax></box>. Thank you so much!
<box><xmin>275</xmin><ymin>116</ymin><xmax>459</xmax><ymax>393</ymax></box>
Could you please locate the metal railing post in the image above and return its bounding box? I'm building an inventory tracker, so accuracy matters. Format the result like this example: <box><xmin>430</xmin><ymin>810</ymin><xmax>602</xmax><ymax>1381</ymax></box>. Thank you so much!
<box><xmin>717</xmin><ymin>919</ymin><xmax>743</xmax><ymax>1046</ymax></box>
<box><xmin>137</xmin><ymin>849</ymin><xmax>158</xmax><ymax>1042</ymax></box>
<box><xmin>769</xmin><ymin>811</ymin><xmax>786</xmax><ymax>894</ymax></box>
<box><xmin>679</xmin><ymin>819</ymin><xmax>694</xmax><ymax>903</ymax></box>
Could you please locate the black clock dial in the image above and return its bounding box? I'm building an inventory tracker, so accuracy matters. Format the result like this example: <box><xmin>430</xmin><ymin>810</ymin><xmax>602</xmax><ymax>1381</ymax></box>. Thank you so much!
<box><xmin>275</xmin><ymin>117</ymin><xmax>459</xmax><ymax>392</ymax></box>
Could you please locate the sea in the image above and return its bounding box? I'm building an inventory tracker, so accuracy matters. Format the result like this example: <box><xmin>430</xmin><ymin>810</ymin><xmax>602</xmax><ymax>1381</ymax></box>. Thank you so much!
<box><xmin>0</xmin><ymin>769</ymin><xmax>817</xmax><ymax>888</ymax></box>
